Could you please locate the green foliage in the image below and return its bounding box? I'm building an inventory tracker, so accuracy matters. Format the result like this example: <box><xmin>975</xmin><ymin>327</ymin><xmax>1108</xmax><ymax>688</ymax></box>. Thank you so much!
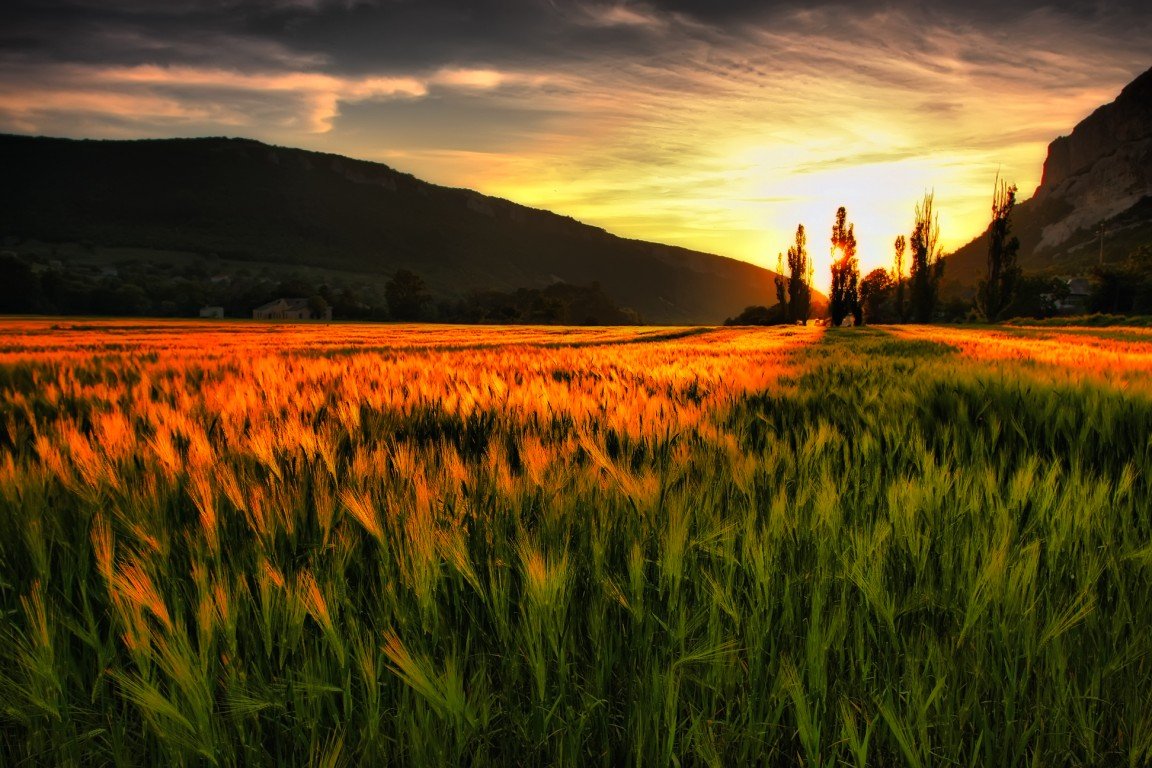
<box><xmin>724</xmin><ymin>304</ymin><xmax>786</xmax><ymax>326</ymax></box>
<box><xmin>1003</xmin><ymin>275</ymin><xmax>1067</xmax><ymax>320</ymax></box>
<box><xmin>445</xmin><ymin>282</ymin><xmax>641</xmax><ymax>325</ymax></box>
<box><xmin>1090</xmin><ymin>246</ymin><xmax>1152</xmax><ymax>315</ymax></box>
<box><xmin>385</xmin><ymin>269</ymin><xmax>429</xmax><ymax>321</ymax></box>
<box><xmin>1</xmin><ymin>328</ymin><xmax>1151</xmax><ymax>764</ymax></box>
<box><xmin>0</xmin><ymin>248</ymin><xmax>384</xmax><ymax>319</ymax></box>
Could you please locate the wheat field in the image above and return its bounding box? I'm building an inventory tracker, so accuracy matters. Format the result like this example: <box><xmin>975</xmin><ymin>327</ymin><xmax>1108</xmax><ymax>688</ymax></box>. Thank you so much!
<box><xmin>1</xmin><ymin>319</ymin><xmax>1150</xmax><ymax>765</ymax></box>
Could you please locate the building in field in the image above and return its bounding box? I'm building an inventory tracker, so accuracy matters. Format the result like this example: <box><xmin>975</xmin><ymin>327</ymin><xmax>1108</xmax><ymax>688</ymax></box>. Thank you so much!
<box><xmin>199</xmin><ymin>306</ymin><xmax>225</xmax><ymax>319</ymax></box>
<box><xmin>252</xmin><ymin>297</ymin><xmax>332</xmax><ymax>321</ymax></box>
<box><xmin>1053</xmin><ymin>277</ymin><xmax>1093</xmax><ymax>314</ymax></box>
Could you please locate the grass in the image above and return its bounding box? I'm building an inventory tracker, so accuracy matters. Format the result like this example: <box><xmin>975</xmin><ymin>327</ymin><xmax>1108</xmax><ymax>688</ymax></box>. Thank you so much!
<box><xmin>0</xmin><ymin>320</ymin><xmax>1150</xmax><ymax>765</ymax></box>
<box><xmin>1004</xmin><ymin>313</ymin><xmax>1152</xmax><ymax>328</ymax></box>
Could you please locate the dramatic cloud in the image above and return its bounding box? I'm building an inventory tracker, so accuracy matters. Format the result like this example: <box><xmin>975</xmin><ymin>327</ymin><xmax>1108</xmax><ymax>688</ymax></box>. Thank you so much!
<box><xmin>2</xmin><ymin>0</ymin><xmax>1149</xmax><ymax>282</ymax></box>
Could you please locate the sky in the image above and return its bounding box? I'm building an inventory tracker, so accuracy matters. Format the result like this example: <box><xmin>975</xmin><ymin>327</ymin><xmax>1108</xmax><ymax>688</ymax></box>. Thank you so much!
<box><xmin>2</xmin><ymin>1</ymin><xmax>1149</xmax><ymax>288</ymax></box>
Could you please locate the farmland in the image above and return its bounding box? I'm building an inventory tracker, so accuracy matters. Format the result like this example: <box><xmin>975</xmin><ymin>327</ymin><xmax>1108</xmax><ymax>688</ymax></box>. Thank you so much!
<box><xmin>1</xmin><ymin>319</ymin><xmax>1151</xmax><ymax>765</ymax></box>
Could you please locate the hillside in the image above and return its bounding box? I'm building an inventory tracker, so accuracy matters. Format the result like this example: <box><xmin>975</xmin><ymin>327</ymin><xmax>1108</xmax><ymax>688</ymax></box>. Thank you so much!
<box><xmin>944</xmin><ymin>65</ymin><xmax>1152</xmax><ymax>296</ymax></box>
<box><xmin>0</xmin><ymin>134</ymin><xmax>786</xmax><ymax>324</ymax></box>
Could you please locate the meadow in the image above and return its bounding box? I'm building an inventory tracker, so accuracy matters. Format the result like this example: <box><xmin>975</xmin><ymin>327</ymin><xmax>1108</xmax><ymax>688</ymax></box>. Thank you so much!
<box><xmin>1</xmin><ymin>318</ymin><xmax>1150</xmax><ymax>766</ymax></box>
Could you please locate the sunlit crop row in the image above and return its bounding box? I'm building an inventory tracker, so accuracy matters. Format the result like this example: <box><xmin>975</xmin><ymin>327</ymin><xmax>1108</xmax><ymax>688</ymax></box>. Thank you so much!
<box><xmin>891</xmin><ymin>324</ymin><xmax>1152</xmax><ymax>388</ymax></box>
<box><xmin>5</xmin><ymin>326</ymin><xmax>818</xmax><ymax>503</ymax></box>
<box><xmin>0</xmin><ymin>319</ymin><xmax>709</xmax><ymax>359</ymax></box>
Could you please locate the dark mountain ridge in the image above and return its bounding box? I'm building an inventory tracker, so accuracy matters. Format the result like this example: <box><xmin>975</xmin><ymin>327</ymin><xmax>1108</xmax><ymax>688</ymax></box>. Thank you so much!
<box><xmin>945</xmin><ymin>65</ymin><xmax>1152</xmax><ymax>295</ymax></box>
<box><xmin>0</xmin><ymin>133</ymin><xmax>787</xmax><ymax>324</ymax></box>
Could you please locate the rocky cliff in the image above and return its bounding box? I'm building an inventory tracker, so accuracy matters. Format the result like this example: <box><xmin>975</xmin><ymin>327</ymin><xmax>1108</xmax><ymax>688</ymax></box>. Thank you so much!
<box><xmin>944</xmin><ymin>65</ymin><xmax>1152</xmax><ymax>293</ymax></box>
<box><xmin>1032</xmin><ymin>66</ymin><xmax>1152</xmax><ymax>250</ymax></box>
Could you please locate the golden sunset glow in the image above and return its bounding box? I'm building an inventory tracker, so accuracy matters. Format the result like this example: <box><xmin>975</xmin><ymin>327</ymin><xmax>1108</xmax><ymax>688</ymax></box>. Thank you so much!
<box><xmin>2</xmin><ymin>3</ymin><xmax>1147</xmax><ymax>291</ymax></box>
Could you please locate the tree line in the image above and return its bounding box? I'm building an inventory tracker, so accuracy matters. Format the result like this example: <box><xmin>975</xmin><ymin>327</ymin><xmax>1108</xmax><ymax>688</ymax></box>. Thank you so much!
<box><xmin>0</xmin><ymin>253</ymin><xmax>640</xmax><ymax>325</ymax></box>
<box><xmin>384</xmin><ymin>269</ymin><xmax>642</xmax><ymax>325</ymax></box>
<box><xmin>729</xmin><ymin>180</ymin><xmax>1044</xmax><ymax>326</ymax></box>
<box><xmin>736</xmin><ymin>191</ymin><xmax>950</xmax><ymax>326</ymax></box>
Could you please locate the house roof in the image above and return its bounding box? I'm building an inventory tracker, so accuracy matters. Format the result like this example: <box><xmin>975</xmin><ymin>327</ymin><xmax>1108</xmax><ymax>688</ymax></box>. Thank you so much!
<box><xmin>1066</xmin><ymin>278</ymin><xmax>1092</xmax><ymax>296</ymax></box>
<box><xmin>254</xmin><ymin>297</ymin><xmax>311</xmax><ymax>312</ymax></box>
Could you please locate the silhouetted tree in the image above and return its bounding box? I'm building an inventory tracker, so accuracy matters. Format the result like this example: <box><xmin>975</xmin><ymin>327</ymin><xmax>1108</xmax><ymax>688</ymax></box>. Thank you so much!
<box><xmin>0</xmin><ymin>255</ymin><xmax>42</xmax><ymax>313</ymax></box>
<box><xmin>1010</xmin><ymin>276</ymin><xmax>1067</xmax><ymax>318</ymax></box>
<box><xmin>908</xmin><ymin>193</ymin><xmax>944</xmax><ymax>323</ymax></box>
<box><xmin>1091</xmin><ymin>247</ymin><xmax>1152</xmax><ymax>314</ymax></box>
<box><xmin>438</xmin><ymin>282</ymin><xmax>638</xmax><ymax>325</ymax></box>
<box><xmin>385</xmin><ymin>269</ymin><xmax>429</xmax><ymax>321</ymax></box>
<box><xmin>724</xmin><ymin>304</ymin><xmax>787</xmax><ymax>326</ymax></box>
<box><xmin>276</xmin><ymin>276</ymin><xmax>314</xmax><ymax>299</ymax></box>
<box><xmin>307</xmin><ymin>295</ymin><xmax>330</xmax><ymax>319</ymax></box>
<box><xmin>859</xmin><ymin>268</ymin><xmax>893</xmax><ymax>324</ymax></box>
<box><xmin>975</xmin><ymin>179</ymin><xmax>1021</xmax><ymax>322</ymax></box>
<box><xmin>774</xmin><ymin>252</ymin><xmax>788</xmax><ymax>318</ymax></box>
<box><xmin>892</xmin><ymin>235</ymin><xmax>907</xmax><ymax>322</ymax></box>
<box><xmin>829</xmin><ymin>207</ymin><xmax>860</xmax><ymax>326</ymax></box>
<box><xmin>783</xmin><ymin>224</ymin><xmax>812</xmax><ymax>324</ymax></box>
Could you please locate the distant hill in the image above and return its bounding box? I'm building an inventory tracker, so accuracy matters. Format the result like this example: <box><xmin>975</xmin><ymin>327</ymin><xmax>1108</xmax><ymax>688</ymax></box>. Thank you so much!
<box><xmin>944</xmin><ymin>65</ymin><xmax>1152</xmax><ymax>296</ymax></box>
<box><xmin>0</xmin><ymin>134</ymin><xmax>788</xmax><ymax>324</ymax></box>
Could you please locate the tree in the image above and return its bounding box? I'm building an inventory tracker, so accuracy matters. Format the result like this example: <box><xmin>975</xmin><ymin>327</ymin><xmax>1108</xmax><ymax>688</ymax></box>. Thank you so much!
<box><xmin>975</xmin><ymin>179</ymin><xmax>1021</xmax><ymax>322</ymax></box>
<box><xmin>829</xmin><ymin>207</ymin><xmax>861</xmax><ymax>326</ymax></box>
<box><xmin>859</xmin><ymin>268</ymin><xmax>893</xmax><ymax>324</ymax></box>
<box><xmin>1010</xmin><ymin>276</ymin><xmax>1067</xmax><ymax>318</ymax></box>
<box><xmin>1090</xmin><ymin>248</ymin><xmax>1152</xmax><ymax>314</ymax></box>
<box><xmin>385</xmin><ymin>269</ymin><xmax>429</xmax><ymax>321</ymax></box>
<box><xmin>0</xmin><ymin>255</ymin><xmax>42</xmax><ymax>313</ymax></box>
<box><xmin>908</xmin><ymin>193</ymin><xmax>944</xmax><ymax>323</ymax></box>
<box><xmin>307</xmin><ymin>294</ymin><xmax>331</xmax><ymax>320</ymax></box>
<box><xmin>892</xmin><ymin>235</ymin><xmax>907</xmax><ymax>322</ymax></box>
<box><xmin>784</xmin><ymin>224</ymin><xmax>812</xmax><ymax>324</ymax></box>
<box><xmin>724</xmin><ymin>304</ymin><xmax>787</xmax><ymax>326</ymax></box>
<box><xmin>774</xmin><ymin>253</ymin><xmax>788</xmax><ymax>318</ymax></box>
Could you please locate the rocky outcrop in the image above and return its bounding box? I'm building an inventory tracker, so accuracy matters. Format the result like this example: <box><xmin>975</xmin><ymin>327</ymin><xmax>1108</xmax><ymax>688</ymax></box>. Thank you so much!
<box><xmin>941</xmin><ymin>66</ymin><xmax>1152</xmax><ymax>295</ymax></box>
<box><xmin>1033</xmin><ymin>66</ymin><xmax>1152</xmax><ymax>249</ymax></box>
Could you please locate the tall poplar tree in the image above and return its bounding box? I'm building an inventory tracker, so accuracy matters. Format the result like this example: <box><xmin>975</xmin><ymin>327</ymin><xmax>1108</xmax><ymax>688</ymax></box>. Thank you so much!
<box><xmin>786</xmin><ymin>224</ymin><xmax>812</xmax><ymax>324</ymax></box>
<box><xmin>976</xmin><ymin>179</ymin><xmax>1021</xmax><ymax>321</ymax></box>
<box><xmin>892</xmin><ymin>235</ymin><xmax>907</xmax><ymax>323</ymax></box>
<box><xmin>775</xmin><ymin>252</ymin><xmax>788</xmax><ymax>320</ymax></box>
<box><xmin>909</xmin><ymin>193</ymin><xmax>944</xmax><ymax>323</ymax></box>
<box><xmin>829</xmin><ymin>206</ymin><xmax>860</xmax><ymax>326</ymax></box>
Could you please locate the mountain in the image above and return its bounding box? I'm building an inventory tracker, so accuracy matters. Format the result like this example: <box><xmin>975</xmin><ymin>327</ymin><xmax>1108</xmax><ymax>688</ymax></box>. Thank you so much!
<box><xmin>0</xmin><ymin>134</ymin><xmax>788</xmax><ymax>324</ymax></box>
<box><xmin>944</xmin><ymin>65</ymin><xmax>1152</xmax><ymax>295</ymax></box>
